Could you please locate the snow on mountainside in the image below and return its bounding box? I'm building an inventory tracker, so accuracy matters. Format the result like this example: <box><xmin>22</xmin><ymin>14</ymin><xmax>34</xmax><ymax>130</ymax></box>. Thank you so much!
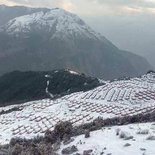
<box><xmin>0</xmin><ymin>7</ymin><xmax>152</xmax><ymax>79</ymax></box>
<box><xmin>3</xmin><ymin>8</ymin><xmax>106</xmax><ymax>42</ymax></box>
<box><xmin>59</xmin><ymin>123</ymin><xmax>155</xmax><ymax>155</ymax></box>
<box><xmin>0</xmin><ymin>72</ymin><xmax>155</xmax><ymax>144</ymax></box>
<box><xmin>0</xmin><ymin>5</ymin><xmax>50</xmax><ymax>27</ymax></box>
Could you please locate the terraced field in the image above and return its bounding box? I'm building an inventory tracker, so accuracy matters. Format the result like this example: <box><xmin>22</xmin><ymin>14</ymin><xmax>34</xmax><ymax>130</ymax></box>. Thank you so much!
<box><xmin>0</xmin><ymin>73</ymin><xmax>155</xmax><ymax>144</ymax></box>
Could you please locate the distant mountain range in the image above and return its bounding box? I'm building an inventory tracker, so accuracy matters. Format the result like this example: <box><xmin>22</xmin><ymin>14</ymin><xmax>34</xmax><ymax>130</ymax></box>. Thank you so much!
<box><xmin>0</xmin><ymin>5</ymin><xmax>152</xmax><ymax>79</ymax></box>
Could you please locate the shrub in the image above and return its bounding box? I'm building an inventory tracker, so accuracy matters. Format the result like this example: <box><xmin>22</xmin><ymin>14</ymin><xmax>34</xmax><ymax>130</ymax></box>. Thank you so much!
<box><xmin>136</xmin><ymin>129</ymin><xmax>149</xmax><ymax>135</ymax></box>
<box><xmin>119</xmin><ymin>131</ymin><xmax>133</xmax><ymax>140</ymax></box>
<box><xmin>61</xmin><ymin>145</ymin><xmax>78</xmax><ymax>154</ymax></box>
<box><xmin>124</xmin><ymin>143</ymin><xmax>131</xmax><ymax>147</ymax></box>
<box><xmin>10</xmin><ymin>137</ymin><xmax>25</xmax><ymax>146</ymax></box>
<box><xmin>146</xmin><ymin>135</ymin><xmax>155</xmax><ymax>140</ymax></box>
<box><xmin>84</xmin><ymin>129</ymin><xmax>90</xmax><ymax>138</ymax></box>
<box><xmin>116</xmin><ymin>128</ymin><xmax>120</xmax><ymax>136</ymax></box>
<box><xmin>54</xmin><ymin>121</ymin><xmax>73</xmax><ymax>140</ymax></box>
<box><xmin>12</xmin><ymin>144</ymin><xmax>23</xmax><ymax>155</ymax></box>
<box><xmin>44</xmin><ymin>130</ymin><xmax>56</xmax><ymax>144</ymax></box>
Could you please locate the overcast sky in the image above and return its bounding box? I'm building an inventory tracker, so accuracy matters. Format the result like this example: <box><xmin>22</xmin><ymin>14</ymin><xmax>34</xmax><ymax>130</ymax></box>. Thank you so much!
<box><xmin>0</xmin><ymin>0</ymin><xmax>155</xmax><ymax>67</ymax></box>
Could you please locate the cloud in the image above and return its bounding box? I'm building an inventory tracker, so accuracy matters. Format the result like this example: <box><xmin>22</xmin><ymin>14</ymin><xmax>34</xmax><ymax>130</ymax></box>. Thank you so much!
<box><xmin>0</xmin><ymin>0</ymin><xmax>19</xmax><ymax>6</ymax></box>
<box><xmin>0</xmin><ymin>0</ymin><xmax>155</xmax><ymax>15</ymax></box>
<box><xmin>85</xmin><ymin>0</ymin><xmax>155</xmax><ymax>15</ymax></box>
<box><xmin>0</xmin><ymin>0</ymin><xmax>74</xmax><ymax>10</ymax></box>
<box><xmin>90</xmin><ymin>0</ymin><xmax>155</xmax><ymax>8</ymax></box>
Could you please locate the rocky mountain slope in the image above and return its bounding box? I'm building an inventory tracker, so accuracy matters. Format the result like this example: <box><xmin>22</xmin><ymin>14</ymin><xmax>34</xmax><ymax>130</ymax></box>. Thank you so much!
<box><xmin>0</xmin><ymin>7</ymin><xmax>152</xmax><ymax>79</ymax></box>
<box><xmin>0</xmin><ymin>69</ymin><xmax>100</xmax><ymax>106</ymax></box>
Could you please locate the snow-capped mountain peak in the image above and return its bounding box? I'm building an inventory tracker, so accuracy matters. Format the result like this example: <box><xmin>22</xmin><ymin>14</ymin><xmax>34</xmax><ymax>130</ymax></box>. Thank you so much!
<box><xmin>3</xmin><ymin>8</ymin><xmax>104</xmax><ymax>41</ymax></box>
<box><xmin>0</xmin><ymin>6</ymin><xmax>151</xmax><ymax>79</ymax></box>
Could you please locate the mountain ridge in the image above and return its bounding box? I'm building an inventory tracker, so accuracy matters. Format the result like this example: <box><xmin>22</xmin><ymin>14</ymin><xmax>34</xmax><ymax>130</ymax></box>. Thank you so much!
<box><xmin>0</xmin><ymin>6</ymin><xmax>152</xmax><ymax>79</ymax></box>
<box><xmin>1</xmin><ymin>8</ymin><xmax>109</xmax><ymax>43</ymax></box>
<box><xmin>0</xmin><ymin>4</ymin><xmax>50</xmax><ymax>26</ymax></box>
<box><xmin>0</xmin><ymin>69</ymin><xmax>100</xmax><ymax>106</ymax></box>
